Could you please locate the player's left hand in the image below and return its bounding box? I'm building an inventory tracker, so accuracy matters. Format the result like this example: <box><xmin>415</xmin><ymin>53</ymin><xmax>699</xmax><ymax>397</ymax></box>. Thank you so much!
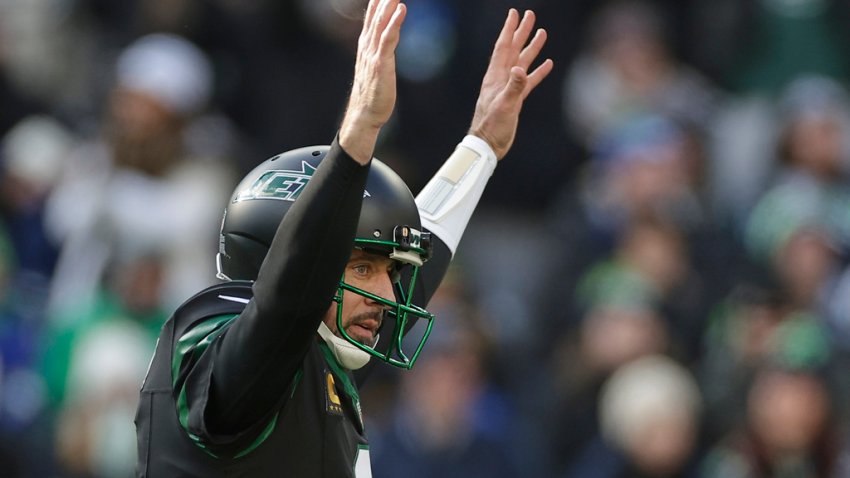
<box><xmin>468</xmin><ymin>9</ymin><xmax>553</xmax><ymax>160</ymax></box>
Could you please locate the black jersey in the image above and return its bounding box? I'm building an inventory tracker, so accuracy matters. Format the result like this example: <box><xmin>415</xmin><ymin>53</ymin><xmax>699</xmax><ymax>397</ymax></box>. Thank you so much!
<box><xmin>136</xmin><ymin>281</ymin><xmax>372</xmax><ymax>477</ymax></box>
<box><xmin>135</xmin><ymin>140</ymin><xmax>450</xmax><ymax>477</ymax></box>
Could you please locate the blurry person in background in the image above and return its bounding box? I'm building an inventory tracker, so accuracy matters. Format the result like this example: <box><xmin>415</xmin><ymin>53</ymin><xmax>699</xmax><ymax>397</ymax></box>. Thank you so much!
<box><xmin>563</xmin><ymin>0</ymin><xmax>717</xmax><ymax>150</ymax></box>
<box><xmin>543</xmin><ymin>115</ymin><xmax>721</xmax><ymax>473</ymax></box>
<box><xmin>44</xmin><ymin>33</ymin><xmax>235</xmax><ymax>314</ymax></box>
<box><xmin>746</xmin><ymin>76</ymin><xmax>850</xmax><ymax>262</ymax></box>
<box><xmin>0</xmin><ymin>116</ymin><xmax>73</xmax><ymax>279</ymax></box>
<box><xmin>698</xmin><ymin>283</ymin><xmax>790</xmax><ymax>444</ymax></box>
<box><xmin>772</xmin><ymin>226</ymin><xmax>841</xmax><ymax>314</ymax></box>
<box><xmin>543</xmin><ymin>113</ymin><xmax>733</xmax><ymax>347</ymax></box>
<box><xmin>547</xmin><ymin>300</ymin><xmax>670</xmax><ymax>475</ymax></box>
<box><xmin>566</xmin><ymin>114</ymin><xmax>707</xmax><ymax>244</ymax></box>
<box><xmin>42</xmin><ymin>251</ymin><xmax>168</xmax><ymax>477</ymax></box>
<box><xmin>775</xmin><ymin>76</ymin><xmax>850</xmax><ymax>191</ymax></box>
<box><xmin>563</xmin><ymin>355</ymin><xmax>703</xmax><ymax>478</ymax></box>
<box><xmin>701</xmin><ymin>318</ymin><xmax>845</xmax><ymax>478</ymax></box>
<box><xmin>545</xmin><ymin>220</ymin><xmax>690</xmax><ymax>473</ymax></box>
<box><xmin>542</xmin><ymin>216</ymin><xmax>707</xmax><ymax>472</ymax></box>
<box><xmin>745</xmin><ymin>76</ymin><xmax>850</xmax><ymax>350</ymax></box>
<box><xmin>573</xmin><ymin>218</ymin><xmax>707</xmax><ymax>360</ymax></box>
<box><xmin>706</xmin><ymin>0</ymin><xmax>850</xmax><ymax>224</ymax></box>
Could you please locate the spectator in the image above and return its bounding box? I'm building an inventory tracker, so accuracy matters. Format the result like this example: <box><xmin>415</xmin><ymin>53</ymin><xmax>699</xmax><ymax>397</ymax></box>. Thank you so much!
<box><xmin>563</xmin><ymin>0</ymin><xmax>718</xmax><ymax>149</ymax></box>
<box><xmin>701</xmin><ymin>317</ymin><xmax>844</xmax><ymax>478</ymax></box>
<box><xmin>745</xmin><ymin>75</ymin><xmax>850</xmax><ymax>264</ymax></box>
<box><xmin>44</xmin><ymin>33</ymin><xmax>235</xmax><ymax>313</ymax></box>
<box><xmin>42</xmin><ymin>252</ymin><xmax>167</xmax><ymax>477</ymax></box>
<box><xmin>563</xmin><ymin>354</ymin><xmax>703</xmax><ymax>478</ymax></box>
<box><xmin>0</xmin><ymin>115</ymin><xmax>73</xmax><ymax>278</ymax></box>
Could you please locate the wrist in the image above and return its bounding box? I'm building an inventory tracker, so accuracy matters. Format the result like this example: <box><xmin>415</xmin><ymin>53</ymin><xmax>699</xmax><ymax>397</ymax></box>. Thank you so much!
<box><xmin>339</xmin><ymin>117</ymin><xmax>381</xmax><ymax>165</ymax></box>
<box><xmin>465</xmin><ymin>130</ymin><xmax>501</xmax><ymax>161</ymax></box>
<box><xmin>461</xmin><ymin>134</ymin><xmax>497</xmax><ymax>163</ymax></box>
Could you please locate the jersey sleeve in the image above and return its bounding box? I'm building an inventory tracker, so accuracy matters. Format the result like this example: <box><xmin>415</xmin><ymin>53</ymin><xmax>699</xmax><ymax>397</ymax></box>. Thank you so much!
<box><xmin>175</xmin><ymin>138</ymin><xmax>370</xmax><ymax>448</ymax></box>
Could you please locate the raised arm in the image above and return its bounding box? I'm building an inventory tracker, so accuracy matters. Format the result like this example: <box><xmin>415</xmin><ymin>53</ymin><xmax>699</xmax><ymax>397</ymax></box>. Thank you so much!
<box><xmin>414</xmin><ymin>8</ymin><xmax>553</xmax><ymax>301</ymax></box>
<box><xmin>183</xmin><ymin>0</ymin><xmax>409</xmax><ymax>444</ymax></box>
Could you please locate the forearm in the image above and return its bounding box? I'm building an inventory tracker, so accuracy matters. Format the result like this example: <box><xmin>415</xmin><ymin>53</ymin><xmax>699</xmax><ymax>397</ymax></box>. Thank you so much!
<box><xmin>416</xmin><ymin>135</ymin><xmax>498</xmax><ymax>254</ymax></box>
<box><xmin>339</xmin><ymin>113</ymin><xmax>381</xmax><ymax>165</ymax></box>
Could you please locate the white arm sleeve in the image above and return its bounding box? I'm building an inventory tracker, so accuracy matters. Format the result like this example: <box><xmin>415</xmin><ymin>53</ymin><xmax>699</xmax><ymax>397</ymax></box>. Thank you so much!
<box><xmin>415</xmin><ymin>135</ymin><xmax>498</xmax><ymax>254</ymax></box>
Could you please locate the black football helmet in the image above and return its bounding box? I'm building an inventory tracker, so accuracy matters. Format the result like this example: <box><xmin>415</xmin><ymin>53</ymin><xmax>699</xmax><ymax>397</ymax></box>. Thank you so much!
<box><xmin>217</xmin><ymin>145</ymin><xmax>434</xmax><ymax>369</ymax></box>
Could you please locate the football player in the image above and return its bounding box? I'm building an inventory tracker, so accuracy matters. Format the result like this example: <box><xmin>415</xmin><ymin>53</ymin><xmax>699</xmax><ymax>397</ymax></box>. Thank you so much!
<box><xmin>135</xmin><ymin>0</ymin><xmax>552</xmax><ymax>476</ymax></box>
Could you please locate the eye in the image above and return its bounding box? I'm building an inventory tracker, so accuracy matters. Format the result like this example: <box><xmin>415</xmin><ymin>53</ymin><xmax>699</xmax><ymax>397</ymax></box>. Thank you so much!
<box><xmin>351</xmin><ymin>264</ymin><xmax>370</xmax><ymax>276</ymax></box>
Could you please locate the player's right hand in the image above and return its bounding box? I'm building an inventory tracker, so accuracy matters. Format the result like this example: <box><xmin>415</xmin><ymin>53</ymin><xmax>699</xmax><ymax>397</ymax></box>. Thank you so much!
<box><xmin>339</xmin><ymin>0</ymin><xmax>407</xmax><ymax>165</ymax></box>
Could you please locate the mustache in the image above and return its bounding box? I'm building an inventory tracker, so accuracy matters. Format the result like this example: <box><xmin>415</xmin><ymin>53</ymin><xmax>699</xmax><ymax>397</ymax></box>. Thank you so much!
<box><xmin>350</xmin><ymin>311</ymin><xmax>384</xmax><ymax>328</ymax></box>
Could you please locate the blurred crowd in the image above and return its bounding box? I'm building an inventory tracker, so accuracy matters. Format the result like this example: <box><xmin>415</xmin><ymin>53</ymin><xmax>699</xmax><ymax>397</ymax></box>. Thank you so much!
<box><xmin>3</xmin><ymin>0</ymin><xmax>850</xmax><ymax>476</ymax></box>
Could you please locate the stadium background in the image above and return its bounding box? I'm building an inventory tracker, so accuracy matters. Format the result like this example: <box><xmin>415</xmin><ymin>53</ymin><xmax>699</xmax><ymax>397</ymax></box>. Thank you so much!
<box><xmin>2</xmin><ymin>0</ymin><xmax>850</xmax><ymax>476</ymax></box>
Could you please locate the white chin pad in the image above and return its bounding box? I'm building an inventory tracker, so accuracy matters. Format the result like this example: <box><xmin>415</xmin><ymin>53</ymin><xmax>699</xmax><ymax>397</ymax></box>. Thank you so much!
<box><xmin>317</xmin><ymin>322</ymin><xmax>372</xmax><ymax>370</ymax></box>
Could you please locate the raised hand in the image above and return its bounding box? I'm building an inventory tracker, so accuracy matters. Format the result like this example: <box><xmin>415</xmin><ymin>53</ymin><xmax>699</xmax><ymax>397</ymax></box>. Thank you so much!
<box><xmin>469</xmin><ymin>9</ymin><xmax>553</xmax><ymax>160</ymax></box>
<box><xmin>339</xmin><ymin>0</ymin><xmax>407</xmax><ymax>164</ymax></box>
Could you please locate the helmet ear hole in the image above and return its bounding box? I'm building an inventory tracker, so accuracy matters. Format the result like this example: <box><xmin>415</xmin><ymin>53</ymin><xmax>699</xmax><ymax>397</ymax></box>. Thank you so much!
<box><xmin>219</xmin><ymin>233</ymin><xmax>269</xmax><ymax>281</ymax></box>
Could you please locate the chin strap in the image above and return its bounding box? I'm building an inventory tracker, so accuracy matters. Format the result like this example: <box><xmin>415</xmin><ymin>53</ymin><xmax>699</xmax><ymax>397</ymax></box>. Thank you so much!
<box><xmin>317</xmin><ymin>322</ymin><xmax>372</xmax><ymax>370</ymax></box>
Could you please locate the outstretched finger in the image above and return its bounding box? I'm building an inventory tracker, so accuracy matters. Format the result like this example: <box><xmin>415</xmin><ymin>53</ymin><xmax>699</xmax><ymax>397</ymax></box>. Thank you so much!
<box><xmin>378</xmin><ymin>3</ymin><xmax>407</xmax><ymax>55</ymax></box>
<box><xmin>523</xmin><ymin>58</ymin><xmax>554</xmax><ymax>99</ymax></box>
<box><xmin>359</xmin><ymin>0</ymin><xmax>384</xmax><ymax>53</ymax></box>
<box><xmin>511</xmin><ymin>10</ymin><xmax>537</xmax><ymax>57</ymax></box>
<box><xmin>363</xmin><ymin>0</ymin><xmax>381</xmax><ymax>29</ymax></box>
<box><xmin>370</xmin><ymin>0</ymin><xmax>400</xmax><ymax>50</ymax></box>
<box><xmin>489</xmin><ymin>9</ymin><xmax>520</xmax><ymax>68</ymax></box>
<box><xmin>518</xmin><ymin>28</ymin><xmax>547</xmax><ymax>71</ymax></box>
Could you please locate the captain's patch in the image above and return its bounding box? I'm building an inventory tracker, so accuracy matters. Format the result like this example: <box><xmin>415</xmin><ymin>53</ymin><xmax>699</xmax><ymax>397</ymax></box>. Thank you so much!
<box><xmin>325</xmin><ymin>370</ymin><xmax>343</xmax><ymax>415</ymax></box>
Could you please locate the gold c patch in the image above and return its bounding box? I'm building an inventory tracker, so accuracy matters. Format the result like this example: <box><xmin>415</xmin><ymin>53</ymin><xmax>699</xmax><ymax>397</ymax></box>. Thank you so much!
<box><xmin>325</xmin><ymin>370</ymin><xmax>343</xmax><ymax>415</ymax></box>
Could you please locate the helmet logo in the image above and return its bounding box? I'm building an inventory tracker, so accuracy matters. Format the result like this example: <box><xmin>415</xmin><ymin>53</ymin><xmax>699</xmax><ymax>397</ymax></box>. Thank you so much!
<box><xmin>234</xmin><ymin>161</ymin><xmax>370</xmax><ymax>203</ymax></box>
<box><xmin>234</xmin><ymin>161</ymin><xmax>317</xmax><ymax>203</ymax></box>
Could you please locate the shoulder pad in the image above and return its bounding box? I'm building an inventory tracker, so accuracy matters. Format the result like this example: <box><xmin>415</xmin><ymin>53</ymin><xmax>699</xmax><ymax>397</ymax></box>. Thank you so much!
<box><xmin>172</xmin><ymin>281</ymin><xmax>254</xmax><ymax>338</ymax></box>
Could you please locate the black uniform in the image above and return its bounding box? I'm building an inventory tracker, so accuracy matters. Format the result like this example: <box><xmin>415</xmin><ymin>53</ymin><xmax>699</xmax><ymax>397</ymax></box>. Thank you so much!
<box><xmin>135</xmin><ymin>141</ymin><xmax>449</xmax><ymax>477</ymax></box>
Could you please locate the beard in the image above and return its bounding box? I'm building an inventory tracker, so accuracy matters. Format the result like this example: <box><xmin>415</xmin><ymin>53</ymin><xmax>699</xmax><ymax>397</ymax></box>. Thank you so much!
<box><xmin>344</xmin><ymin>311</ymin><xmax>384</xmax><ymax>347</ymax></box>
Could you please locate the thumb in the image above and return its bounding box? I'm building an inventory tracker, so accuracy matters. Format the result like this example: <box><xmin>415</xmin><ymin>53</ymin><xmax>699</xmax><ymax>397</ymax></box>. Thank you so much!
<box><xmin>506</xmin><ymin>66</ymin><xmax>527</xmax><ymax>97</ymax></box>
